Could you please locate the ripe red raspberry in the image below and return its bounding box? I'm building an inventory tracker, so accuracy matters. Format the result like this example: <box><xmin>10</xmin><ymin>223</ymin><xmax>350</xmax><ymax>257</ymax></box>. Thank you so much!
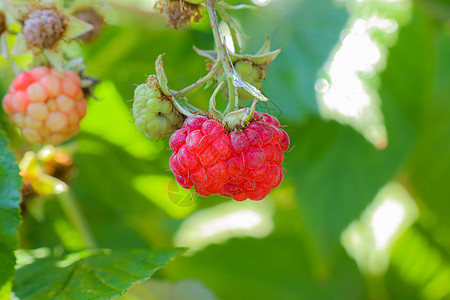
<box><xmin>2</xmin><ymin>67</ymin><xmax>87</xmax><ymax>145</ymax></box>
<box><xmin>169</xmin><ymin>112</ymin><xmax>289</xmax><ymax>201</ymax></box>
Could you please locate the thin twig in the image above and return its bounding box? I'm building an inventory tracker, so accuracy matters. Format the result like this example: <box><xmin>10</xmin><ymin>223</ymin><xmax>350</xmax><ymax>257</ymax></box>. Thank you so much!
<box><xmin>57</xmin><ymin>191</ymin><xmax>97</xmax><ymax>248</ymax></box>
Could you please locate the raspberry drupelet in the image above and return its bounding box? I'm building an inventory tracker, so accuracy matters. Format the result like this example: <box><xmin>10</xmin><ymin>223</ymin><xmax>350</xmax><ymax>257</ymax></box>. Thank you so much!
<box><xmin>2</xmin><ymin>67</ymin><xmax>87</xmax><ymax>145</ymax></box>
<box><xmin>169</xmin><ymin>112</ymin><xmax>289</xmax><ymax>201</ymax></box>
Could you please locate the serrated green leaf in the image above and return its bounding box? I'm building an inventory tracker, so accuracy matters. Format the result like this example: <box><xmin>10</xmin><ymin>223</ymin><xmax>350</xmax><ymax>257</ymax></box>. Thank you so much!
<box><xmin>13</xmin><ymin>248</ymin><xmax>185</xmax><ymax>300</ymax></box>
<box><xmin>0</xmin><ymin>130</ymin><xmax>21</xmax><ymax>288</ymax></box>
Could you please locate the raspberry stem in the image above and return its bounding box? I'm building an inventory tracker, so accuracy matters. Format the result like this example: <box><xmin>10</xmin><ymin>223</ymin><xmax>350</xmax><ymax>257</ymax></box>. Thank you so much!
<box><xmin>57</xmin><ymin>191</ymin><xmax>97</xmax><ymax>248</ymax></box>
<box><xmin>206</xmin><ymin>0</ymin><xmax>234</xmax><ymax>79</ymax></box>
<box><xmin>223</xmin><ymin>76</ymin><xmax>239</xmax><ymax>115</ymax></box>
<box><xmin>245</xmin><ymin>98</ymin><xmax>258</xmax><ymax>124</ymax></box>
<box><xmin>172</xmin><ymin>97</ymin><xmax>195</xmax><ymax>117</ymax></box>
<box><xmin>209</xmin><ymin>80</ymin><xmax>225</xmax><ymax>118</ymax></box>
<box><xmin>206</xmin><ymin>0</ymin><xmax>241</xmax><ymax>115</ymax></box>
<box><xmin>206</xmin><ymin>0</ymin><xmax>262</xmax><ymax>123</ymax></box>
<box><xmin>173</xmin><ymin>61</ymin><xmax>220</xmax><ymax>98</ymax></box>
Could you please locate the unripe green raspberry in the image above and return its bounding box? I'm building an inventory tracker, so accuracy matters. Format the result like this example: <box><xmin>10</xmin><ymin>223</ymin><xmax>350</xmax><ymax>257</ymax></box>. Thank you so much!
<box><xmin>132</xmin><ymin>75</ymin><xmax>184</xmax><ymax>140</ymax></box>
<box><xmin>235</xmin><ymin>60</ymin><xmax>264</xmax><ymax>101</ymax></box>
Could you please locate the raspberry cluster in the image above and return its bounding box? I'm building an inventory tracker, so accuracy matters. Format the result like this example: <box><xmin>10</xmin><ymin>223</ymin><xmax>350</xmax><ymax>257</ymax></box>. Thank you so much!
<box><xmin>169</xmin><ymin>112</ymin><xmax>289</xmax><ymax>201</ymax></box>
<box><xmin>2</xmin><ymin>67</ymin><xmax>87</xmax><ymax>145</ymax></box>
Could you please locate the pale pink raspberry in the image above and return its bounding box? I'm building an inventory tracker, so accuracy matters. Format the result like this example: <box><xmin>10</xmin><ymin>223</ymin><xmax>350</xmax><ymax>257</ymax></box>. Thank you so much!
<box><xmin>2</xmin><ymin>67</ymin><xmax>87</xmax><ymax>145</ymax></box>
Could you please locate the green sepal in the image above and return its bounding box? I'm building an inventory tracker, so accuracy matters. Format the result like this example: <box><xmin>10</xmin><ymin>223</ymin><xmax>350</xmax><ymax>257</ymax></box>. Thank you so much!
<box><xmin>256</xmin><ymin>37</ymin><xmax>271</xmax><ymax>55</ymax></box>
<box><xmin>65</xmin><ymin>15</ymin><xmax>93</xmax><ymax>39</ymax></box>
<box><xmin>230</xmin><ymin>47</ymin><xmax>281</xmax><ymax>65</ymax></box>
<box><xmin>194</xmin><ymin>40</ymin><xmax>281</xmax><ymax>66</ymax></box>
<box><xmin>10</xmin><ymin>33</ymin><xmax>29</xmax><ymax>57</ymax></box>
<box><xmin>0</xmin><ymin>33</ymin><xmax>8</xmax><ymax>60</ymax></box>
<box><xmin>44</xmin><ymin>49</ymin><xmax>64</xmax><ymax>69</ymax></box>
<box><xmin>223</xmin><ymin>107</ymin><xmax>252</xmax><ymax>130</ymax></box>
<box><xmin>64</xmin><ymin>57</ymin><xmax>85</xmax><ymax>72</ymax></box>
<box><xmin>208</xmin><ymin>80</ymin><xmax>225</xmax><ymax>118</ymax></box>
<box><xmin>216</xmin><ymin>6</ymin><xmax>252</xmax><ymax>41</ymax></box>
<box><xmin>155</xmin><ymin>54</ymin><xmax>171</xmax><ymax>96</ymax></box>
<box><xmin>178</xmin><ymin>97</ymin><xmax>200</xmax><ymax>115</ymax></box>
<box><xmin>193</xmin><ymin>45</ymin><xmax>218</xmax><ymax>61</ymax></box>
<box><xmin>3</xmin><ymin>0</ymin><xmax>25</xmax><ymax>23</ymax></box>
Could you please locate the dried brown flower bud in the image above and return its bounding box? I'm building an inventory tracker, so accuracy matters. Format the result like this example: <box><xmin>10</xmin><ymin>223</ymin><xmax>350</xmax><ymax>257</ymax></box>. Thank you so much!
<box><xmin>22</xmin><ymin>8</ymin><xmax>67</xmax><ymax>49</ymax></box>
<box><xmin>155</xmin><ymin>0</ymin><xmax>202</xmax><ymax>29</ymax></box>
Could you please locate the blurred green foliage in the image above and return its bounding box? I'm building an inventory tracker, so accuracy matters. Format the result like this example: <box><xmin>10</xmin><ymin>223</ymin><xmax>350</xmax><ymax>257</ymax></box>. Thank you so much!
<box><xmin>0</xmin><ymin>0</ymin><xmax>449</xmax><ymax>299</ymax></box>
<box><xmin>0</xmin><ymin>130</ymin><xmax>21</xmax><ymax>292</ymax></box>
